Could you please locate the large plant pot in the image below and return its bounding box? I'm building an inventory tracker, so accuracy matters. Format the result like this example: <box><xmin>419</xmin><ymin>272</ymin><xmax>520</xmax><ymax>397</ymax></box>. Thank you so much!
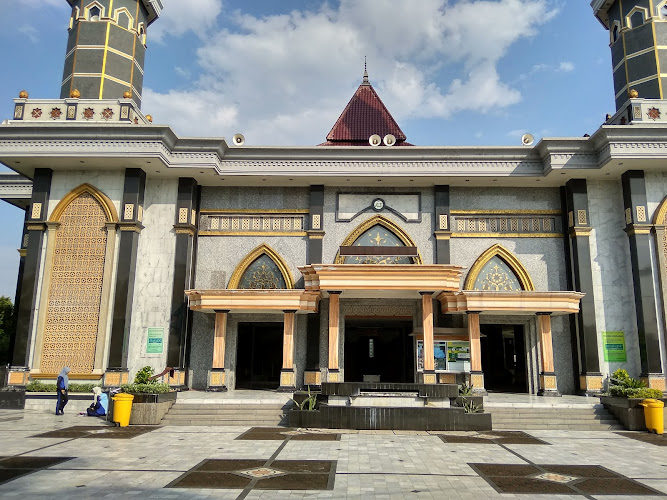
<box><xmin>0</xmin><ymin>388</ymin><xmax>25</xmax><ymax>409</ymax></box>
<box><xmin>127</xmin><ymin>391</ymin><xmax>177</xmax><ymax>425</ymax></box>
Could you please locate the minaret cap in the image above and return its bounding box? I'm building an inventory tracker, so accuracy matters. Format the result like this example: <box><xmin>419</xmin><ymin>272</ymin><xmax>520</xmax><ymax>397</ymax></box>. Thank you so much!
<box><xmin>362</xmin><ymin>56</ymin><xmax>370</xmax><ymax>85</ymax></box>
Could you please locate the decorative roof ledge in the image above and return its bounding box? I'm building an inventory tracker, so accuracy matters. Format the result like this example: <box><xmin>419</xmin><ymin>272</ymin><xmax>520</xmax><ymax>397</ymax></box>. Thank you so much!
<box><xmin>9</xmin><ymin>98</ymin><xmax>152</xmax><ymax>125</ymax></box>
<box><xmin>299</xmin><ymin>264</ymin><xmax>463</xmax><ymax>298</ymax></box>
<box><xmin>438</xmin><ymin>290</ymin><xmax>585</xmax><ymax>315</ymax></box>
<box><xmin>185</xmin><ymin>289</ymin><xmax>320</xmax><ymax>313</ymax></box>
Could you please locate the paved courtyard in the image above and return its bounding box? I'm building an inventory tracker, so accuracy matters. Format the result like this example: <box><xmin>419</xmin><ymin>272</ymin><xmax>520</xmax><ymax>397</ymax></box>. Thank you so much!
<box><xmin>0</xmin><ymin>408</ymin><xmax>666</xmax><ymax>499</ymax></box>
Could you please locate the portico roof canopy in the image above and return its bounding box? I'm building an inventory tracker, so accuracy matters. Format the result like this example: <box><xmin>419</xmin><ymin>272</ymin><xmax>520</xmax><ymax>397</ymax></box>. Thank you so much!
<box><xmin>438</xmin><ymin>290</ymin><xmax>585</xmax><ymax>316</ymax></box>
<box><xmin>185</xmin><ymin>289</ymin><xmax>320</xmax><ymax>314</ymax></box>
<box><xmin>298</xmin><ymin>264</ymin><xmax>464</xmax><ymax>299</ymax></box>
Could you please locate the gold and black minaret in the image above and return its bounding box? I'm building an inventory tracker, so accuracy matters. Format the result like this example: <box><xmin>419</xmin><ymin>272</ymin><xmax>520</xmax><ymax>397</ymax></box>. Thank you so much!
<box><xmin>61</xmin><ymin>0</ymin><xmax>162</xmax><ymax>107</ymax></box>
<box><xmin>593</xmin><ymin>0</ymin><xmax>667</xmax><ymax>110</ymax></box>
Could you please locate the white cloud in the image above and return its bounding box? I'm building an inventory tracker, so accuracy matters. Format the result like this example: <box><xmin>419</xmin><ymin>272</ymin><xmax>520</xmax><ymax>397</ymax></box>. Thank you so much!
<box><xmin>558</xmin><ymin>61</ymin><xmax>575</xmax><ymax>72</ymax></box>
<box><xmin>18</xmin><ymin>24</ymin><xmax>39</xmax><ymax>44</ymax></box>
<box><xmin>150</xmin><ymin>0</ymin><xmax>223</xmax><ymax>43</ymax></box>
<box><xmin>144</xmin><ymin>0</ymin><xmax>557</xmax><ymax>145</ymax></box>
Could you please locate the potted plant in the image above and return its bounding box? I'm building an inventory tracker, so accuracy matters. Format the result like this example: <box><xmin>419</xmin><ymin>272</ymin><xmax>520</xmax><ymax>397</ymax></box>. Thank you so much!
<box><xmin>118</xmin><ymin>366</ymin><xmax>177</xmax><ymax>425</ymax></box>
<box><xmin>289</xmin><ymin>386</ymin><xmax>321</xmax><ymax>428</ymax></box>
<box><xmin>599</xmin><ymin>369</ymin><xmax>665</xmax><ymax>431</ymax></box>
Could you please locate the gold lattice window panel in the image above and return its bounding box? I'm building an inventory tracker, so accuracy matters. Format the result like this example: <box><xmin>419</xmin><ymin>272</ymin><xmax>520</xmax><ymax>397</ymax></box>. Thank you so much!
<box><xmin>41</xmin><ymin>193</ymin><xmax>108</xmax><ymax>374</ymax></box>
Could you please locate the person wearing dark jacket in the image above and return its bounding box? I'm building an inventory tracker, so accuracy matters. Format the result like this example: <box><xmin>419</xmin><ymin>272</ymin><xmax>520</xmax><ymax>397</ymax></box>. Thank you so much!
<box><xmin>56</xmin><ymin>366</ymin><xmax>70</xmax><ymax>415</ymax></box>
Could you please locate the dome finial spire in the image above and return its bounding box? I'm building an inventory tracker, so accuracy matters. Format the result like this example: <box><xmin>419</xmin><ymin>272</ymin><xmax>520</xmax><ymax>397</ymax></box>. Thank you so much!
<box><xmin>362</xmin><ymin>56</ymin><xmax>370</xmax><ymax>85</ymax></box>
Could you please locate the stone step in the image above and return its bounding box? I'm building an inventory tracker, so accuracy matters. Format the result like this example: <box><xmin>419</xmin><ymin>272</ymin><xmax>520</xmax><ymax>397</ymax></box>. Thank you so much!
<box><xmin>167</xmin><ymin>408</ymin><xmax>287</xmax><ymax>415</ymax></box>
<box><xmin>168</xmin><ymin>404</ymin><xmax>290</xmax><ymax>410</ymax></box>
<box><xmin>489</xmin><ymin>414</ymin><xmax>616</xmax><ymax>421</ymax></box>
<box><xmin>161</xmin><ymin>419</ymin><xmax>289</xmax><ymax>426</ymax></box>
<box><xmin>493</xmin><ymin>424</ymin><xmax>625</xmax><ymax>431</ymax></box>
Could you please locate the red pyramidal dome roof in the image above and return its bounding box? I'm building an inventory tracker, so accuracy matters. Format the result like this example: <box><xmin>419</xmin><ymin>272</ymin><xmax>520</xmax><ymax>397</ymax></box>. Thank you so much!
<box><xmin>319</xmin><ymin>71</ymin><xmax>411</xmax><ymax>147</ymax></box>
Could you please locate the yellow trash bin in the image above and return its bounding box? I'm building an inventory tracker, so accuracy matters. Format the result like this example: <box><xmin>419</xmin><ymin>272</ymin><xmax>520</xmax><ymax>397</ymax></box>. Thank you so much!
<box><xmin>112</xmin><ymin>393</ymin><xmax>134</xmax><ymax>427</ymax></box>
<box><xmin>639</xmin><ymin>399</ymin><xmax>664</xmax><ymax>435</ymax></box>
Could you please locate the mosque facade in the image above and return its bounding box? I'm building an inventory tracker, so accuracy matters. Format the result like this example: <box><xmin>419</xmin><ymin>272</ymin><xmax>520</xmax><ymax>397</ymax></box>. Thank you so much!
<box><xmin>0</xmin><ymin>0</ymin><xmax>666</xmax><ymax>396</ymax></box>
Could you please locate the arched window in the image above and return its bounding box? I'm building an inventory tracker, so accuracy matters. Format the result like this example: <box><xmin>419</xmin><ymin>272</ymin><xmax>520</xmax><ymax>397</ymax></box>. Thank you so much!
<box><xmin>40</xmin><ymin>184</ymin><xmax>118</xmax><ymax>374</ymax></box>
<box><xmin>89</xmin><ymin>6</ymin><xmax>101</xmax><ymax>21</ymax></box>
<box><xmin>464</xmin><ymin>244</ymin><xmax>534</xmax><ymax>291</ymax></box>
<box><xmin>611</xmin><ymin>22</ymin><xmax>620</xmax><ymax>43</ymax></box>
<box><xmin>335</xmin><ymin>215</ymin><xmax>422</xmax><ymax>264</ymax></box>
<box><xmin>228</xmin><ymin>244</ymin><xmax>294</xmax><ymax>289</ymax></box>
<box><xmin>116</xmin><ymin>10</ymin><xmax>133</xmax><ymax>30</ymax></box>
<box><xmin>627</xmin><ymin>7</ymin><xmax>648</xmax><ymax>29</ymax></box>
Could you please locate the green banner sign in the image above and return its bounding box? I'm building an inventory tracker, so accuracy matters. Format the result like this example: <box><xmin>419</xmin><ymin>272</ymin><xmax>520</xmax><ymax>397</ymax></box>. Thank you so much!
<box><xmin>602</xmin><ymin>331</ymin><xmax>626</xmax><ymax>362</ymax></box>
<box><xmin>146</xmin><ymin>327</ymin><xmax>164</xmax><ymax>354</ymax></box>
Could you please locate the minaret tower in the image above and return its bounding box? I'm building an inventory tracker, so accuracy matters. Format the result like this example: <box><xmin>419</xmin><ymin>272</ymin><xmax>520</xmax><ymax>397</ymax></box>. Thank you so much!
<box><xmin>61</xmin><ymin>0</ymin><xmax>163</xmax><ymax>108</ymax></box>
<box><xmin>592</xmin><ymin>0</ymin><xmax>667</xmax><ymax>110</ymax></box>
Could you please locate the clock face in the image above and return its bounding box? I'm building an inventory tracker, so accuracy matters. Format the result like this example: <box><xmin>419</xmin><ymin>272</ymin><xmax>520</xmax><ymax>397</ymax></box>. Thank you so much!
<box><xmin>372</xmin><ymin>198</ymin><xmax>384</xmax><ymax>211</ymax></box>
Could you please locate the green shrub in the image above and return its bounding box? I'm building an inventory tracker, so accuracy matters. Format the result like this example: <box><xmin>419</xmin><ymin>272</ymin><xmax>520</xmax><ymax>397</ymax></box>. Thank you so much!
<box><xmin>120</xmin><ymin>383</ymin><xmax>171</xmax><ymax>394</ymax></box>
<box><xmin>26</xmin><ymin>381</ymin><xmax>97</xmax><ymax>393</ymax></box>
<box><xmin>608</xmin><ymin>369</ymin><xmax>664</xmax><ymax>398</ymax></box>
<box><xmin>134</xmin><ymin>366</ymin><xmax>156</xmax><ymax>384</ymax></box>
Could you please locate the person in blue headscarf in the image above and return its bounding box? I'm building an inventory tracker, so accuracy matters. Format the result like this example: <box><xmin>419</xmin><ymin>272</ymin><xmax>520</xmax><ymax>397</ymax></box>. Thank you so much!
<box><xmin>86</xmin><ymin>386</ymin><xmax>108</xmax><ymax>417</ymax></box>
<box><xmin>56</xmin><ymin>366</ymin><xmax>70</xmax><ymax>415</ymax></box>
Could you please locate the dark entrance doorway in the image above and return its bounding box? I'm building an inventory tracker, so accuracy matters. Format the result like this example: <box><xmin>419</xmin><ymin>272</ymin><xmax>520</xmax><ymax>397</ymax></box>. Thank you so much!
<box><xmin>480</xmin><ymin>324</ymin><xmax>528</xmax><ymax>393</ymax></box>
<box><xmin>344</xmin><ymin>318</ymin><xmax>414</xmax><ymax>383</ymax></box>
<box><xmin>236</xmin><ymin>322</ymin><xmax>283</xmax><ymax>390</ymax></box>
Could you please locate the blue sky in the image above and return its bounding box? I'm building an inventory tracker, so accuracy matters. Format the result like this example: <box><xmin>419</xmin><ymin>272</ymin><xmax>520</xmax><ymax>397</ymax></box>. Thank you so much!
<box><xmin>0</xmin><ymin>0</ymin><xmax>614</xmax><ymax>298</ymax></box>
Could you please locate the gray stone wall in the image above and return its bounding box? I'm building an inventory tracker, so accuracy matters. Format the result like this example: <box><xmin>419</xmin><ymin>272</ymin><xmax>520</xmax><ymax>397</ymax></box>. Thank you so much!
<box><xmin>126</xmin><ymin>177</ymin><xmax>178</xmax><ymax>379</ymax></box>
<box><xmin>200</xmin><ymin>185</ymin><xmax>309</xmax><ymax>211</ymax></box>
<box><xmin>322</xmin><ymin>187</ymin><xmax>434</xmax><ymax>265</ymax></box>
<box><xmin>587</xmin><ymin>180</ymin><xmax>642</xmax><ymax>379</ymax></box>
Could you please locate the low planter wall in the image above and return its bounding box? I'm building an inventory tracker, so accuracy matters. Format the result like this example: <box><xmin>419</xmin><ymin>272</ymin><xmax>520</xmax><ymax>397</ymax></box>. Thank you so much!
<box><xmin>289</xmin><ymin>406</ymin><xmax>491</xmax><ymax>431</ymax></box>
<box><xmin>24</xmin><ymin>392</ymin><xmax>96</xmax><ymax>413</ymax></box>
<box><xmin>600</xmin><ymin>396</ymin><xmax>667</xmax><ymax>431</ymax></box>
<box><xmin>0</xmin><ymin>388</ymin><xmax>25</xmax><ymax>409</ymax></box>
<box><xmin>126</xmin><ymin>392</ymin><xmax>177</xmax><ymax>425</ymax></box>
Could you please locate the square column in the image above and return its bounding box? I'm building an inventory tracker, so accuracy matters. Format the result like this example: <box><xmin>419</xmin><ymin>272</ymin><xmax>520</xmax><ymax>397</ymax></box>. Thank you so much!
<box><xmin>467</xmin><ymin>312</ymin><xmax>486</xmax><ymax>394</ymax></box>
<box><xmin>421</xmin><ymin>292</ymin><xmax>436</xmax><ymax>384</ymax></box>
<box><xmin>537</xmin><ymin>313</ymin><xmax>560</xmax><ymax>396</ymax></box>
<box><xmin>279</xmin><ymin>310</ymin><xmax>297</xmax><ymax>391</ymax></box>
<box><xmin>327</xmin><ymin>292</ymin><xmax>342</xmax><ymax>382</ymax></box>
<box><xmin>208</xmin><ymin>310</ymin><xmax>229</xmax><ymax>391</ymax></box>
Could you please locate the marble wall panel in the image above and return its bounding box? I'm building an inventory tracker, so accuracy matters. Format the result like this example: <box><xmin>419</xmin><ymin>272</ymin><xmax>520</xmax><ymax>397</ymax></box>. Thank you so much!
<box><xmin>47</xmin><ymin>170</ymin><xmax>124</xmax><ymax>219</ymax></box>
<box><xmin>195</xmin><ymin>235</ymin><xmax>308</xmax><ymax>289</ymax></box>
<box><xmin>200</xmin><ymin>186</ymin><xmax>309</xmax><ymax>211</ymax></box>
<box><xmin>450</xmin><ymin>187</ymin><xmax>561</xmax><ymax>211</ymax></box>
<box><xmin>189</xmin><ymin>312</ymin><xmax>215</xmax><ymax>389</ymax></box>
<box><xmin>645</xmin><ymin>170</ymin><xmax>667</xmax><ymax>220</ymax></box>
<box><xmin>322</xmin><ymin>187</ymin><xmax>434</xmax><ymax>265</ymax></box>
<box><xmin>126</xmin><ymin>177</ymin><xmax>178</xmax><ymax>379</ymax></box>
<box><xmin>587</xmin><ymin>180</ymin><xmax>641</xmax><ymax>378</ymax></box>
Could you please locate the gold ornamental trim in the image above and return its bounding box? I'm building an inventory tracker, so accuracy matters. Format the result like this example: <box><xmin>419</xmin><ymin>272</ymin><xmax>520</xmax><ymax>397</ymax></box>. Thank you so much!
<box><xmin>569</xmin><ymin>227</ymin><xmax>593</xmax><ymax>237</ymax></box>
<box><xmin>434</xmin><ymin>231</ymin><xmax>452</xmax><ymax>240</ymax></box>
<box><xmin>451</xmin><ymin>233</ymin><xmax>562</xmax><ymax>238</ymax></box>
<box><xmin>175</xmin><ymin>227</ymin><xmax>196</xmax><ymax>236</ymax></box>
<box><xmin>335</xmin><ymin>215</ymin><xmax>423</xmax><ymax>264</ymax></box>
<box><xmin>26</xmin><ymin>223</ymin><xmax>47</xmax><ymax>231</ymax></box>
<box><xmin>653</xmin><ymin>195</ymin><xmax>667</xmax><ymax>224</ymax></box>
<box><xmin>464</xmin><ymin>244</ymin><xmax>535</xmax><ymax>291</ymax></box>
<box><xmin>228</xmin><ymin>243</ymin><xmax>295</xmax><ymax>289</ymax></box>
<box><xmin>201</xmin><ymin>209</ymin><xmax>310</xmax><ymax>214</ymax></box>
<box><xmin>200</xmin><ymin>231</ymin><xmax>307</xmax><ymax>237</ymax></box>
<box><xmin>626</xmin><ymin>226</ymin><xmax>652</xmax><ymax>236</ymax></box>
<box><xmin>50</xmin><ymin>183</ymin><xmax>119</xmax><ymax>223</ymax></box>
<box><xmin>307</xmin><ymin>231</ymin><xmax>325</xmax><ymax>240</ymax></box>
<box><xmin>17</xmin><ymin>249</ymin><xmax>27</xmax><ymax>257</ymax></box>
<box><xmin>451</xmin><ymin>209</ymin><xmax>561</xmax><ymax>215</ymax></box>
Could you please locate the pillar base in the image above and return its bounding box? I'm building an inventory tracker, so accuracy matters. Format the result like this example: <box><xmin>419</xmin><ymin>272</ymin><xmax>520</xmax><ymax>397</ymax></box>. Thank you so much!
<box><xmin>6</xmin><ymin>367</ymin><xmax>30</xmax><ymax>387</ymax></box>
<box><xmin>469</xmin><ymin>371</ymin><xmax>487</xmax><ymax>395</ymax></box>
<box><xmin>327</xmin><ymin>369</ymin><xmax>341</xmax><ymax>383</ymax></box>
<box><xmin>578</xmin><ymin>372</ymin><xmax>603</xmax><ymax>395</ymax></box>
<box><xmin>207</xmin><ymin>368</ymin><xmax>227</xmax><ymax>392</ymax></box>
<box><xmin>168</xmin><ymin>368</ymin><xmax>187</xmax><ymax>389</ymax></box>
<box><xmin>278</xmin><ymin>369</ymin><xmax>296</xmax><ymax>392</ymax></box>
<box><xmin>538</xmin><ymin>372</ymin><xmax>561</xmax><ymax>396</ymax></box>
<box><xmin>103</xmin><ymin>369</ymin><xmax>130</xmax><ymax>387</ymax></box>
<box><xmin>640</xmin><ymin>373</ymin><xmax>666</xmax><ymax>391</ymax></box>
<box><xmin>304</xmin><ymin>370</ymin><xmax>322</xmax><ymax>388</ymax></box>
<box><xmin>423</xmin><ymin>370</ymin><xmax>437</xmax><ymax>385</ymax></box>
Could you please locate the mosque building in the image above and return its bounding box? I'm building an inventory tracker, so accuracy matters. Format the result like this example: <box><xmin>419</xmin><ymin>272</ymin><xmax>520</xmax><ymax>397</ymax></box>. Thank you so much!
<box><xmin>0</xmin><ymin>0</ymin><xmax>666</xmax><ymax>397</ymax></box>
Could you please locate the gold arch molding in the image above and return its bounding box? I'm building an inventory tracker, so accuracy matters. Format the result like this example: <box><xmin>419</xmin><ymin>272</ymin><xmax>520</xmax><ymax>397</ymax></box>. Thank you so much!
<box><xmin>653</xmin><ymin>195</ymin><xmax>667</xmax><ymax>225</ymax></box>
<box><xmin>228</xmin><ymin>243</ymin><xmax>295</xmax><ymax>289</ymax></box>
<box><xmin>334</xmin><ymin>215</ymin><xmax>423</xmax><ymax>264</ymax></box>
<box><xmin>464</xmin><ymin>244</ymin><xmax>535</xmax><ymax>291</ymax></box>
<box><xmin>49</xmin><ymin>183</ymin><xmax>119</xmax><ymax>223</ymax></box>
